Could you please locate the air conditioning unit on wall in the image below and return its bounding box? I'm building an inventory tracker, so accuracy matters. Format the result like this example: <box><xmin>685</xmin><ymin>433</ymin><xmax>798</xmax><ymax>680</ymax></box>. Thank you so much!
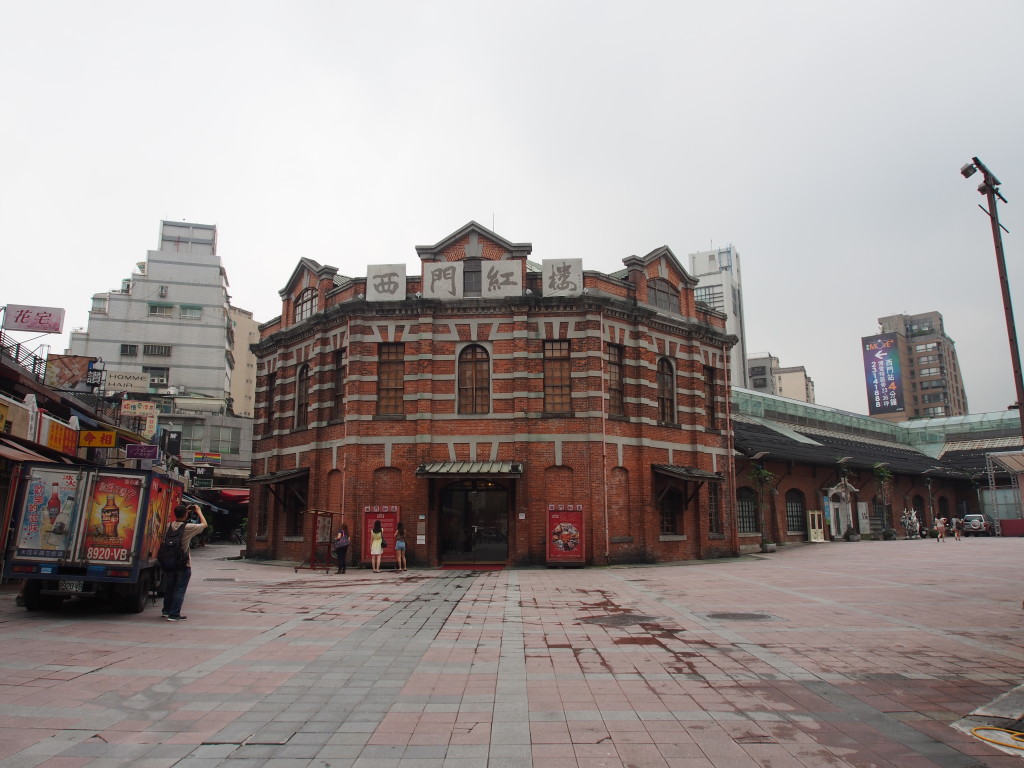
<box><xmin>151</xmin><ymin>377</ymin><xmax>168</xmax><ymax>385</ymax></box>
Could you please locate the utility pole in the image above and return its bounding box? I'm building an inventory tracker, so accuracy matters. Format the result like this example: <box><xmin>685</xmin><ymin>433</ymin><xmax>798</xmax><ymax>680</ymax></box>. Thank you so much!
<box><xmin>962</xmin><ymin>157</ymin><xmax>1024</xmax><ymax>442</ymax></box>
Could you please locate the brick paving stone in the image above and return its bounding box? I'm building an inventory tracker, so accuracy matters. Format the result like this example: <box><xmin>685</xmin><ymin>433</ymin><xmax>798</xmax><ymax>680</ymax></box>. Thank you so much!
<box><xmin>0</xmin><ymin>541</ymin><xmax>1022</xmax><ymax>765</ymax></box>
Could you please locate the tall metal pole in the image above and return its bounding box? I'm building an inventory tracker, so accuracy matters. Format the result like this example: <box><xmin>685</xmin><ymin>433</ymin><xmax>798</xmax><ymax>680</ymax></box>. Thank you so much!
<box><xmin>971</xmin><ymin>157</ymin><xmax>1024</xmax><ymax>443</ymax></box>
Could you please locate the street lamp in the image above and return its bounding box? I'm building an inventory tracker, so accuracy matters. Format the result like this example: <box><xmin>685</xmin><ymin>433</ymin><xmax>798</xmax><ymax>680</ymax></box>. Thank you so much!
<box><xmin>961</xmin><ymin>157</ymin><xmax>1024</xmax><ymax>442</ymax></box>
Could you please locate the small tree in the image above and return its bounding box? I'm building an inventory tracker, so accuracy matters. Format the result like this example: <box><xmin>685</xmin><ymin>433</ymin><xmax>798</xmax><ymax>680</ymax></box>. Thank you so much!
<box><xmin>748</xmin><ymin>465</ymin><xmax>776</xmax><ymax>543</ymax></box>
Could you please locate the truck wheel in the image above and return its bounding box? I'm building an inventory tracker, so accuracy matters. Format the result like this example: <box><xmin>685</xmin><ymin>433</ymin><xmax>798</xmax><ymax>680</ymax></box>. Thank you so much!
<box><xmin>122</xmin><ymin>573</ymin><xmax>150</xmax><ymax>614</ymax></box>
<box><xmin>23</xmin><ymin>581</ymin><xmax>42</xmax><ymax>611</ymax></box>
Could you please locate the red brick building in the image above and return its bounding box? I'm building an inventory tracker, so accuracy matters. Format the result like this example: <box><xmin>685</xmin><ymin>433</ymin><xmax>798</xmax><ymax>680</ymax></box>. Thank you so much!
<box><xmin>248</xmin><ymin>222</ymin><xmax>737</xmax><ymax>567</ymax></box>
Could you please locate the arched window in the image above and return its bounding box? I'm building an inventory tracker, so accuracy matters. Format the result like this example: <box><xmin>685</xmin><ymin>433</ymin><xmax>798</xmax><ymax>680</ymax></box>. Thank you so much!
<box><xmin>938</xmin><ymin>497</ymin><xmax>949</xmax><ymax>518</ymax></box>
<box><xmin>785</xmin><ymin>489</ymin><xmax>807</xmax><ymax>533</ymax></box>
<box><xmin>912</xmin><ymin>494</ymin><xmax>925</xmax><ymax>515</ymax></box>
<box><xmin>660</xmin><ymin>488</ymin><xmax>683</xmax><ymax>534</ymax></box>
<box><xmin>295</xmin><ymin>288</ymin><xmax>316</xmax><ymax>322</ymax></box>
<box><xmin>648</xmin><ymin>279</ymin><xmax>679</xmax><ymax>313</ymax></box>
<box><xmin>737</xmin><ymin>486</ymin><xmax>758</xmax><ymax>533</ymax></box>
<box><xmin>657</xmin><ymin>358</ymin><xmax>675</xmax><ymax>423</ymax></box>
<box><xmin>295</xmin><ymin>364</ymin><xmax>311</xmax><ymax>430</ymax></box>
<box><xmin>458</xmin><ymin>345</ymin><xmax>490</xmax><ymax>414</ymax></box>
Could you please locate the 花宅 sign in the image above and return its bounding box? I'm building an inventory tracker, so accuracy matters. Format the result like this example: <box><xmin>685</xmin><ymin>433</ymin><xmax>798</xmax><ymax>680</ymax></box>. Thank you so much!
<box><xmin>3</xmin><ymin>305</ymin><xmax>65</xmax><ymax>333</ymax></box>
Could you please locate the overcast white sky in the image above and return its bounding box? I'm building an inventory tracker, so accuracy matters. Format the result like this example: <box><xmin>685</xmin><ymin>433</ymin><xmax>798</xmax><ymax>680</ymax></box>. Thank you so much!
<box><xmin>3</xmin><ymin>1</ymin><xmax>1024</xmax><ymax>416</ymax></box>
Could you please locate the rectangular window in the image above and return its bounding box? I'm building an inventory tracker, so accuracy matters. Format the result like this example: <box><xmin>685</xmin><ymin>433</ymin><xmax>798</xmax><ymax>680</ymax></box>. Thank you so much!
<box><xmin>464</xmin><ymin>259</ymin><xmax>482</xmax><ymax>297</ymax></box>
<box><xmin>181</xmin><ymin>423</ymin><xmax>205</xmax><ymax>452</ymax></box>
<box><xmin>922</xmin><ymin>392</ymin><xmax>947</xmax><ymax>404</ymax></box>
<box><xmin>919</xmin><ymin>367</ymin><xmax>941</xmax><ymax>377</ymax></box>
<box><xmin>915</xmin><ymin>342</ymin><xmax>938</xmax><ymax>352</ymax></box>
<box><xmin>918</xmin><ymin>354</ymin><xmax>940</xmax><ymax>364</ymax></box>
<box><xmin>607</xmin><ymin>344</ymin><xmax>624</xmax><ymax>416</ymax></box>
<box><xmin>544</xmin><ymin>340</ymin><xmax>572</xmax><ymax>413</ymax></box>
<box><xmin>753</xmin><ymin>377</ymin><xmax>768</xmax><ymax>388</ymax></box>
<box><xmin>749</xmin><ymin>365</ymin><xmax>767</xmax><ymax>376</ymax></box>
<box><xmin>694</xmin><ymin>285</ymin><xmax>724</xmax><ymax>311</ymax></box>
<box><xmin>377</xmin><ymin>343</ymin><xmax>405</xmax><ymax>415</ymax></box>
<box><xmin>210</xmin><ymin>426</ymin><xmax>241</xmax><ymax>455</ymax></box>
<box><xmin>180</xmin><ymin>306</ymin><xmax>202</xmax><ymax>320</ymax></box>
<box><xmin>704</xmin><ymin>366</ymin><xmax>717</xmax><ymax>429</ymax></box>
<box><xmin>333</xmin><ymin>349</ymin><xmax>346</xmax><ymax>421</ymax></box>
<box><xmin>143</xmin><ymin>366</ymin><xmax>169</xmax><ymax>385</ymax></box>
<box><xmin>92</xmin><ymin>297</ymin><xmax>108</xmax><ymax>313</ymax></box>
<box><xmin>148</xmin><ymin>304</ymin><xmax>173</xmax><ymax>317</ymax></box>
<box><xmin>143</xmin><ymin>344</ymin><xmax>171</xmax><ymax>356</ymax></box>
<box><xmin>120</xmin><ymin>344</ymin><xmax>138</xmax><ymax>357</ymax></box>
<box><xmin>708</xmin><ymin>483</ymin><xmax>722</xmax><ymax>534</ymax></box>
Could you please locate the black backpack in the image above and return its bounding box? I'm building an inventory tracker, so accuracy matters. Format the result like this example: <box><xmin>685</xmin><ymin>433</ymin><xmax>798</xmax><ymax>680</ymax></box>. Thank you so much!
<box><xmin>157</xmin><ymin>523</ymin><xmax>187</xmax><ymax>571</ymax></box>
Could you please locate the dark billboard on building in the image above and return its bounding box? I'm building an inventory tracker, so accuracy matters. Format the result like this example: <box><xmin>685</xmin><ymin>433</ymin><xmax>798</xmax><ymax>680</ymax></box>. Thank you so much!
<box><xmin>862</xmin><ymin>333</ymin><xmax>904</xmax><ymax>415</ymax></box>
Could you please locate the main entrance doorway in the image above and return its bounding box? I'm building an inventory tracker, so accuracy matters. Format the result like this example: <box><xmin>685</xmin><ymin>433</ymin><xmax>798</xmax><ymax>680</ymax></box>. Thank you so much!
<box><xmin>439</xmin><ymin>479</ymin><xmax>509</xmax><ymax>564</ymax></box>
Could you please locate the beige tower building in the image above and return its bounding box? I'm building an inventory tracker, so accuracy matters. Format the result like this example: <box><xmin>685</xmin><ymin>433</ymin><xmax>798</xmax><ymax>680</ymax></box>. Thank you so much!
<box><xmin>865</xmin><ymin>311</ymin><xmax>969</xmax><ymax>422</ymax></box>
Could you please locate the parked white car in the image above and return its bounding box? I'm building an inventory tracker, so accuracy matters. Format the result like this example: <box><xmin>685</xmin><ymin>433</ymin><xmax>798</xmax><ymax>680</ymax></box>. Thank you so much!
<box><xmin>961</xmin><ymin>514</ymin><xmax>1000</xmax><ymax>537</ymax></box>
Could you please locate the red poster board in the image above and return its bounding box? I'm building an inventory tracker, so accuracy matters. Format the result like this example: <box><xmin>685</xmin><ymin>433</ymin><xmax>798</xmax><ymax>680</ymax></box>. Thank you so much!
<box><xmin>361</xmin><ymin>504</ymin><xmax>400</xmax><ymax>564</ymax></box>
<box><xmin>80</xmin><ymin>472</ymin><xmax>145</xmax><ymax>565</ymax></box>
<box><xmin>546</xmin><ymin>503</ymin><xmax>585</xmax><ymax>566</ymax></box>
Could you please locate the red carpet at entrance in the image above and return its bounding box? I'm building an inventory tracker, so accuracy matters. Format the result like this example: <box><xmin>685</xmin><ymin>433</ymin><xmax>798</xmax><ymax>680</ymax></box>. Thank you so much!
<box><xmin>440</xmin><ymin>564</ymin><xmax>505</xmax><ymax>571</ymax></box>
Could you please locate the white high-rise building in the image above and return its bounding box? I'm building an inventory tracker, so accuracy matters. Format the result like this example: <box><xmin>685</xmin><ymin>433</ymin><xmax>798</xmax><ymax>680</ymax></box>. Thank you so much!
<box><xmin>69</xmin><ymin>221</ymin><xmax>246</xmax><ymax>403</ymax></box>
<box><xmin>689</xmin><ymin>245</ymin><xmax>747</xmax><ymax>388</ymax></box>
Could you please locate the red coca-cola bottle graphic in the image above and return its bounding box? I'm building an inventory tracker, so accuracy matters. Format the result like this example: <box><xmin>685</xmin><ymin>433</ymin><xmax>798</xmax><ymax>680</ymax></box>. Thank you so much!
<box><xmin>101</xmin><ymin>495</ymin><xmax>120</xmax><ymax>538</ymax></box>
<box><xmin>47</xmin><ymin>483</ymin><xmax>61</xmax><ymax>525</ymax></box>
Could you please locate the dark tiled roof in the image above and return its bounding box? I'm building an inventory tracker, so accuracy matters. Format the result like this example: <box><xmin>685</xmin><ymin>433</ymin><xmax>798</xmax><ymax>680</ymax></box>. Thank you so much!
<box><xmin>732</xmin><ymin>416</ymin><xmax>952</xmax><ymax>476</ymax></box>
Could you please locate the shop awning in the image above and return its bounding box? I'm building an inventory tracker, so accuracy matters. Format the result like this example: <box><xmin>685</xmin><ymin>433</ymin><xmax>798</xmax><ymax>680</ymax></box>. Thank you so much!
<box><xmin>416</xmin><ymin>461</ymin><xmax>523</xmax><ymax>478</ymax></box>
<box><xmin>183</xmin><ymin>493</ymin><xmax>229</xmax><ymax>515</ymax></box>
<box><xmin>249</xmin><ymin>467</ymin><xmax>310</xmax><ymax>485</ymax></box>
<box><xmin>652</xmin><ymin>464</ymin><xmax>724</xmax><ymax>482</ymax></box>
<box><xmin>0</xmin><ymin>437</ymin><xmax>52</xmax><ymax>463</ymax></box>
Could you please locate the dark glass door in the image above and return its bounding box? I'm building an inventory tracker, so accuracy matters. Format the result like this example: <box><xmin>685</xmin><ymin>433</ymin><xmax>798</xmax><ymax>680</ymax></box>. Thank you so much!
<box><xmin>439</xmin><ymin>480</ymin><xmax>508</xmax><ymax>564</ymax></box>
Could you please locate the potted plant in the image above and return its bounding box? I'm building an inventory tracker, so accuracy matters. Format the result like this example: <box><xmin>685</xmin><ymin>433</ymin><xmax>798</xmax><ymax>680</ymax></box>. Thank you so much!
<box><xmin>749</xmin><ymin>464</ymin><xmax>777</xmax><ymax>552</ymax></box>
<box><xmin>843</xmin><ymin>524</ymin><xmax>861</xmax><ymax>542</ymax></box>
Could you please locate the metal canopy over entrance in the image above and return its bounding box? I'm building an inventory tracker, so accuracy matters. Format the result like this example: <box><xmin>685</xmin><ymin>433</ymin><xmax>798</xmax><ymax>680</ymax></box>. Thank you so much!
<box><xmin>417</xmin><ymin>461</ymin><xmax>523</xmax><ymax>478</ymax></box>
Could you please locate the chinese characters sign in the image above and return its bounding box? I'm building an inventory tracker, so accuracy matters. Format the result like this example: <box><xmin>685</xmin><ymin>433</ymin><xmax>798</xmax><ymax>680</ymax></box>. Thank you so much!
<box><xmin>542</xmin><ymin>259</ymin><xmax>583</xmax><ymax>297</ymax></box>
<box><xmin>80</xmin><ymin>430</ymin><xmax>116</xmax><ymax>448</ymax></box>
<box><xmin>366</xmin><ymin>264</ymin><xmax>407</xmax><ymax>302</ymax></box>
<box><xmin>422</xmin><ymin>262</ymin><xmax>464</xmax><ymax>300</ymax></box>
<box><xmin>3</xmin><ymin>304</ymin><xmax>65</xmax><ymax>333</ymax></box>
<box><xmin>862</xmin><ymin>333</ymin><xmax>905</xmax><ymax>415</ymax></box>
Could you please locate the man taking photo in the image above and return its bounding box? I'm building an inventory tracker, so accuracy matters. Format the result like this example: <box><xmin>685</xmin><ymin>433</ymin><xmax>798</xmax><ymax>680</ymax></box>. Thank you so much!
<box><xmin>160</xmin><ymin>503</ymin><xmax>207</xmax><ymax>622</ymax></box>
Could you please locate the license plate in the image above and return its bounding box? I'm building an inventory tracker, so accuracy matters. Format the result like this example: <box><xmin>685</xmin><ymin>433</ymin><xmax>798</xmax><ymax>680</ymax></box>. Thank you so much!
<box><xmin>58</xmin><ymin>580</ymin><xmax>83</xmax><ymax>592</ymax></box>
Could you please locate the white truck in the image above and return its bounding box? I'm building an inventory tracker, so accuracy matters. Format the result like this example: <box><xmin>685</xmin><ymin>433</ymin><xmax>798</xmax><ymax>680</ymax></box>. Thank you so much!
<box><xmin>3</xmin><ymin>462</ymin><xmax>183</xmax><ymax>613</ymax></box>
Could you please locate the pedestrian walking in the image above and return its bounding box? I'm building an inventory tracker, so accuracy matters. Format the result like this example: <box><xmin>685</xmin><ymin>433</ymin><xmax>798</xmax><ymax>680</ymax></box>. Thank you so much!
<box><xmin>160</xmin><ymin>503</ymin><xmax>207</xmax><ymax>621</ymax></box>
<box><xmin>953</xmin><ymin>516</ymin><xmax>962</xmax><ymax>541</ymax></box>
<box><xmin>394</xmin><ymin>522</ymin><xmax>407</xmax><ymax>571</ymax></box>
<box><xmin>333</xmin><ymin>527</ymin><xmax>350</xmax><ymax>573</ymax></box>
<box><xmin>935</xmin><ymin>516</ymin><xmax>946</xmax><ymax>543</ymax></box>
<box><xmin>370</xmin><ymin>520</ymin><xmax>385</xmax><ymax>572</ymax></box>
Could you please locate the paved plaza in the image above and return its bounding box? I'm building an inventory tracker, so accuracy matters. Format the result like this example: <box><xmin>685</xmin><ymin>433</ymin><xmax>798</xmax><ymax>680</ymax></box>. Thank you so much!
<box><xmin>0</xmin><ymin>537</ymin><xmax>1022</xmax><ymax>767</ymax></box>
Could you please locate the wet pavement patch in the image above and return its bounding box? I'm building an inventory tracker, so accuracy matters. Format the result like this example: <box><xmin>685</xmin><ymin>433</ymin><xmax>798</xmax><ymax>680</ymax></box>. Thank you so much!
<box><xmin>580</xmin><ymin>614</ymin><xmax>658</xmax><ymax>626</ymax></box>
<box><xmin>704</xmin><ymin>612</ymin><xmax>775</xmax><ymax>621</ymax></box>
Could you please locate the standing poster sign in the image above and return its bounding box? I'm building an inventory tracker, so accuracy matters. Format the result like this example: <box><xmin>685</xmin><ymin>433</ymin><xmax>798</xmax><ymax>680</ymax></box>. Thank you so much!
<box><xmin>361</xmin><ymin>505</ymin><xmax>399</xmax><ymax>565</ymax></box>
<box><xmin>79</xmin><ymin>472</ymin><xmax>146</xmax><ymax>565</ymax></box>
<box><xmin>546</xmin><ymin>503</ymin><xmax>585</xmax><ymax>566</ymax></box>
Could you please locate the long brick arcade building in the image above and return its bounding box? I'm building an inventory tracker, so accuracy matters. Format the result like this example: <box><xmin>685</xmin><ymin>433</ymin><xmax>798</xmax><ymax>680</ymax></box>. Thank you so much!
<box><xmin>247</xmin><ymin>222</ymin><xmax>737</xmax><ymax>568</ymax></box>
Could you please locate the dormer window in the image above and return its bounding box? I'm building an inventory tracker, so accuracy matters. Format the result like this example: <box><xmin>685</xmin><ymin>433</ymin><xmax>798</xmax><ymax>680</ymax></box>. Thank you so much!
<box><xmin>295</xmin><ymin>288</ymin><xmax>316</xmax><ymax>322</ymax></box>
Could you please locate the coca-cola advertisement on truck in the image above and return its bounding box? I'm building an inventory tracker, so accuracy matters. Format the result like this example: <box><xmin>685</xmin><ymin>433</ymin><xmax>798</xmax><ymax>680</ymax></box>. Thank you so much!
<box><xmin>81</xmin><ymin>472</ymin><xmax>145</xmax><ymax>565</ymax></box>
<box><xmin>13</xmin><ymin>468</ymin><xmax>87</xmax><ymax>560</ymax></box>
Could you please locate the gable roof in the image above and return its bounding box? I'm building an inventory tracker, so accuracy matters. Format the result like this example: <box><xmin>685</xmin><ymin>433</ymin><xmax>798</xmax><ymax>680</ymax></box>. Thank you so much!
<box><xmin>622</xmin><ymin>246</ymin><xmax>698</xmax><ymax>288</ymax></box>
<box><xmin>278</xmin><ymin>258</ymin><xmax>339</xmax><ymax>299</ymax></box>
<box><xmin>415</xmin><ymin>221</ymin><xmax>532</xmax><ymax>261</ymax></box>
